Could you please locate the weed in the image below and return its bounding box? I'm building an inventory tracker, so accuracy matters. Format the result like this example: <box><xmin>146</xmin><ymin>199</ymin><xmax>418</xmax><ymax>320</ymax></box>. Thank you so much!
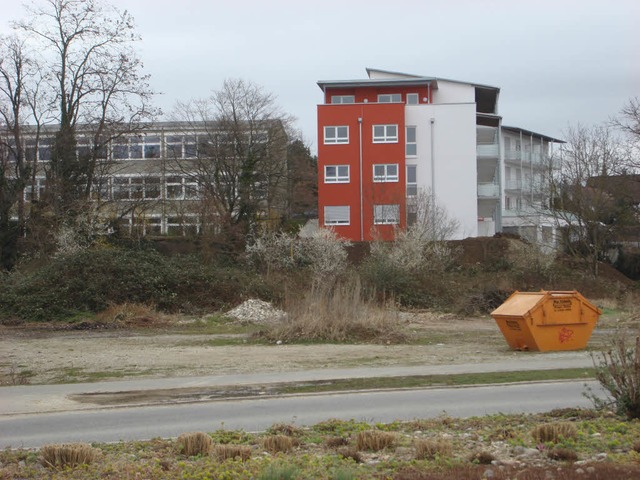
<box><xmin>262</xmin><ymin>434</ymin><xmax>296</xmax><ymax>453</ymax></box>
<box><xmin>547</xmin><ymin>447</ymin><xmax>578</xmax><ymax>462</ymax></box>
<box><xmin>176</xmin><ymin>432</ymin><xmax>212</xmax><ymax>457</ymax></box>
<box><xmin>414</xmin><ymin>438</ymin><xmax>453</xmax><ymax>460</ymax></box>
<box><xmin>355</xmin><ymin>430</ymin><xmax>396</xmax><ymax>451</ymax></box>
<box><xmin>258</xmin><ymin>462</ymin><xmax>300</xmax><ymax>480</ymax></box>
<box><xmin>212</xmin><ymin>444</ymin><xmax>252</xmax><ymax>461</ymax></box>
<box><xmin>40</xmin><ymin>443</ymin><xmax>100</xmax><ymax>469</ymax></box>
<box><xmin>531</xmin><ymin>422</ymin><xmax>578</xmax><ymax>444</ymax></box>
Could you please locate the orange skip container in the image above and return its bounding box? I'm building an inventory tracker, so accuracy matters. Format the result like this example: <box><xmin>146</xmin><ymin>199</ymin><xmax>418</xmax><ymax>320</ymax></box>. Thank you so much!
<box><xmin>491</xmin><ymin>291</ymin><xmax>601</xmax><ymax>352</ymax></box>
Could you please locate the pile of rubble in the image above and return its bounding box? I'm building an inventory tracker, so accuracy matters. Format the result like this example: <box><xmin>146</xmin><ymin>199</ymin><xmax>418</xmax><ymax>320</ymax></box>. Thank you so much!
<box><xmin>225</xmin><ymin>299</ymin><xmax>286</xmax><ymax>325</ymax></box>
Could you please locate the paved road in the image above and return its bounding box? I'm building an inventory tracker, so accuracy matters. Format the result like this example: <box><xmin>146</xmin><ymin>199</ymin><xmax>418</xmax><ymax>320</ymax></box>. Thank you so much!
<box><xmin>0</xmin><ymin>352</ymin><xmax>594</xmax><ymax>415</ymax></box>
<box><xmin>0</xmin><ymin>380</ymin><xmax>602</xmax><ymax>449</ymax></box>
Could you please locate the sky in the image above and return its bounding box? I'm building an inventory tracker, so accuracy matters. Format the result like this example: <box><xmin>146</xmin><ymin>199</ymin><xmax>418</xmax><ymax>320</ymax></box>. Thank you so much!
<box><xmin>2</xmin><ymin>0</ymin><xmax>639</xmax><ymax>154</ymax></box>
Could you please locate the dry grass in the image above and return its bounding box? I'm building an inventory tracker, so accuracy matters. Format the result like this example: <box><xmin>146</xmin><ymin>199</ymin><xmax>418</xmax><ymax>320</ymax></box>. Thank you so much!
<box><xmin>355</xmin><ymin>430</ymin><xmax>396</xmax><ymax>451</ymax></box>
<box><xmin>468</xmin><ymin>450</ymin><xmax>495</xmax><ymax>464</ymax></box>
<box><xmin>262</xmin><ymin>434</ymin><xmax>297</xmax><ymax>453</ymax></box>
<box><xmin>325</xmin><ymin>436</ymin><xmax>349</xmax><ymax>448</ymax></box>
<box><xmin>212</xmin><ymin>444</ymin><xmax>252</xmax><ymax>461</ymax></box>
<box><xmin>267</xmin><ymin>422</ymin><xmax>304</xmax><ymax>437</ymax></box>
<box><xmin>414</xmin><ymin>438</ymin><xmax>453</xmax><ymax>460</ymax></box>
<box><xmin>95</xmin><ymin>302</ymin><xmax>165</xmax><ymax>327</ymax></box>
<box><xmin>531</xmin><ymin>422</ymin><xmax>578</xmax><ymax>443</ymax></box>
<box><xmin>176</xmin><ymin>432</ymin><xmax>212</xmax><ymax>457</ymax></box>
<box><xmin>336</xmin><ymin>445</ymin><xmax>363</xmax><ymax>463</ymax></box>
<box><xmin>40</xmin><ymin>443</ymin><xmax>100</xmax><ymax>469</ymax></box>
<box><xmin>547</xmin><ymin>447</ymin><xmax>578</xmax><ymax>462</ymax></box>
<box><xmin>261</xmin><ymin>277</ymin><xmax>406</xmax><ymax>343</ymax></box>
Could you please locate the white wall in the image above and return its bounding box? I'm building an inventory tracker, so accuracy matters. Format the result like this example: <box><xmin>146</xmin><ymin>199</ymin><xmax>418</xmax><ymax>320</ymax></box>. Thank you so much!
<box><xmin>431</xmin><ymin>80</ymin><xmax>475</xmax><ymax>104</ymax></box>
<box><xmin>406</xmin><ymin>103</ymin><xmax>478</xmax><ymax>239</ymax></box>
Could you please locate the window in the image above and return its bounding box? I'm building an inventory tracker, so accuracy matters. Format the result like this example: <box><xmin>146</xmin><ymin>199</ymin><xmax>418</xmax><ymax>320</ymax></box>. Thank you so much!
<box><xmin>374</xmin><ymin>204</ymin><xmax>400</xmax><ymax>225</ymax></box>
<box><xmin>373</xmin><ymin>124</ymin><xmax>398</xmax><ymax>143</ymax></box>
<box><xmin>378</xmin><ymin>93</ymin><xmax>401</xmax><ymax>103</ymax></box>
<box><xmin>324</xmin><ymin>165</ymin><xmax>350</xmax><ymax>183</ymax></box>
<box><xmin>324</xmin><ymin>126</ymin><xmax>349</xmax><ymax>144</ymax></box>
<box><xmin>324</xmin><ymin>205</ymin><xmax>350</xmax><ymax>225</ymax></box>
<box><xmin>406</xmin><ymin>126</ymin><xmax>417</xmax><ymax>156</ymax></box>
<box><xmin>373</xmin><ymin>164</ymin><xmax>399</xmax><ymax>182</ymax></box>
<box><xmin>406</xmin><ymin>165</ymin><xmax>417</xmax><ymax>196</ymax></box>
<box><xmin>331</xmin><ymin>95</ymin><xmax>355</xmax><ymax>104</ymax></box>
<box><xmin>406</xmin><ymin>93</ymin><xmax>419</xmax><ymax>105</ymax></box>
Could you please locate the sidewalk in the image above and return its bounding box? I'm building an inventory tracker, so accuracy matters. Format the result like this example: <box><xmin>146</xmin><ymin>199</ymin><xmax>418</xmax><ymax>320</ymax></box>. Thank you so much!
<box><xmin>0</xmin><ymin>351</ymin><xmax>595</xmax><ymax>415</ymax></box>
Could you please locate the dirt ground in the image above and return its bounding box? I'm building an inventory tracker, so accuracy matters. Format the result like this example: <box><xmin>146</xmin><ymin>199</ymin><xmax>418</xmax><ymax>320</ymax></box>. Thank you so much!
<box><xmin>0</xmin><ymin>311</ymin><xmax>618</xmax><ymax>386</ymax></box>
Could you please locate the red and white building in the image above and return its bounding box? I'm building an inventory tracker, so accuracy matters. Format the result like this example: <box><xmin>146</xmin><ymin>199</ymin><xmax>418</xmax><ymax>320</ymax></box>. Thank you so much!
<box><xmin>317</xmin><ymin>68</ymin><xmax>563</xmax><ymax>243</ymax></box>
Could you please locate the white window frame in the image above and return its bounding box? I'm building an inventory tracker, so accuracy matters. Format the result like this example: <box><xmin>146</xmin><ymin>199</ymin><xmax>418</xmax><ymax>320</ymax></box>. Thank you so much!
<box><xmin>324</xmin><ymin>126</ymin><xmax>349</xmax><ymax>144</ymax></box>
<box><xmin>374</xmin><ymin>204</ymin><xmax>400</xmax><ymax>225</ymax></box>
<box><xmin>324</xmin><ymin>205</ymin><xmax>350</xmax><ymax>225</ymax></box>
<box><xmin>406</xmin><ymin>126</ymin><xmax>417</xmax><ymax>156</ymax></box>
<box><xmin>373</xmin><ymin>164</ymin><xmax>399</xmax><ymax>182</ymax></box>
<box><xmin>331</xmin><ymin>95</ymin><xmax>355</xmax><ymax>104</ymax></box>
<box><xmin>406</xmin><ymin>93</ymin><xmax>419</xmax><ymax>105</ymax></box>
<box><xmin>373</xmin><ymin>124</ymin><xmax>398</xmax><ymax>143</ymax></box>
<box><xmin>324</xmin><ymin>165</ymin><xmax>350</xmax><ymax>183</ymax></box>
<box><xmin>378</xmin><ymin>93</ymin><xmax>402</xmax><ymax>103</ymax></box>
<box><xmin>406</xmin><ymin>165</ymin><xmax>417</xmax><ymax>196</ymax></box>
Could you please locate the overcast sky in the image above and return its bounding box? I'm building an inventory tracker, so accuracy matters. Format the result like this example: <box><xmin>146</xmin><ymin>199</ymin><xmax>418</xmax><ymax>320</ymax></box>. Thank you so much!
<box><xmin>2</xmin><ymin>0</ymin><xmax>639</xmax><ymax>153</ymax></box>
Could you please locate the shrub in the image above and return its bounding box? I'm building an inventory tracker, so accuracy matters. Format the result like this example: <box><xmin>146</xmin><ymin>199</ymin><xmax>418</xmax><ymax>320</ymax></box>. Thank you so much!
<box><xmin>414</xmin><ymin>438</ymin><xmax>453</xmax><ymax>460</ymax></box>
<box><xmin>261</xmin><ymin>434</ymin><xmax>296</xmax><ymax>453</ymax></box>
<box><xmin>212</xmin><ymin>444</ymin><xmax>252</xmax><ymax>461</ymax></box>
<box><xmin>355</xmin><ymin>430</ymin><xmax>396</xmax><ymax>451</ymax></box>
<box><xmin>587</xmin><ymin>332</ymin><xmax>640</xmax><ymax>419</ymax></box>
<box><xmin>531</xmin><ymin>422</ymin><xmax>577</xmax><ymax>443</ymax></box>
<box><xmin>40</xmin><ymin>443</ymin><xmax>100</xmax><ymax>469</ymax></box>
<box><xmin>176</xmin><ymin>432</ymin><xmax>212</xmax><ymax>457</ymax></box>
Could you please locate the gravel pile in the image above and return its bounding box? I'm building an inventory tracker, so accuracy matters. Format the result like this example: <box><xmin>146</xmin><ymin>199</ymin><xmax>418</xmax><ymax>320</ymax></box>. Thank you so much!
<box><xmin>225</xmin><ymin>299</ymin><xmax>286</xmax><ymax>325</ymax></box>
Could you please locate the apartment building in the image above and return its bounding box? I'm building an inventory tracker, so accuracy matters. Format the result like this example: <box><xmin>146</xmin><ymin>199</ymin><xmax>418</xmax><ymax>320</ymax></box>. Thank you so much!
<box><xmin>317</xmin><ymin>68</ymin><xmax>563</xmax><ymax>243</ymax></box>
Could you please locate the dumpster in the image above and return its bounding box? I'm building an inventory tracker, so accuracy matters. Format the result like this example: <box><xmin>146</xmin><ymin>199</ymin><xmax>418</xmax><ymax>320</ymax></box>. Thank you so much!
<box><xmin>490</xmin><ymin>290</ymin><xmax>601</xmax><ymax>352</ymax></box>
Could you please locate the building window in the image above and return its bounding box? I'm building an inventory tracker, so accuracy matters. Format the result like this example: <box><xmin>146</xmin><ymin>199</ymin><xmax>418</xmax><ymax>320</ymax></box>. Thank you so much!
<box><xmin>331</xmin><ymin>95</ymin><xmax>355</xmax><ymax>104</ymax></box>
<box><xmin>373</xmin><ymin>164</ymin><xmax>399</xmax><ymax>182</ymax></box>
<box><xmin>373</xmin><ymin>124</ymin><xmax>398</xmax><ymax>143</ymax></box>
<box><xmin>324</xmin><ymin>205</ymin><xmax>350</xmax><ymax>225</ymax></box>
<box><xmin>406</xmin><ymin>93</ymin><xmax>419</xmax><ymax>105</ymax></box>
<box><xmin>378</xmin><ymin>93</ymin><xmax>401</xmax><ymax>103</ymax></box>
<box><xmin>406</xmin><ymin>165</ymin><xmax>417</xmax><ymax>196</ymax></box>
<box><xmin>324</xmin><ymin>165</ymin><xmax>350</xmax><ymax>183</ymax></box>
<box><xmin>406</xmin><ymin>126</ymin><xmax>417</xmax><ymax>156</ymax></box>
<box><xmin>324</xmin><ymin>126</ymin><xmax>349</xmax><ymax>144</ymax></box>
<box><xmin>374</xmin><ymin>204</ymin><xmax>400</xmax><ymax>225</ymax></box>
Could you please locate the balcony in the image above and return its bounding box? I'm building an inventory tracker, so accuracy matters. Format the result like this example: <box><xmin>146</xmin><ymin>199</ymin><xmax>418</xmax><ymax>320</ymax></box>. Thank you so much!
<box><xmin>476</xmin><ymin>143</ymin><xmax>499</xmax><ymax>159</ymax></box>
<box><xmin>477</xmin><ymin>182</ymin><xmax>500</xmax><ymax>198</ymax></box>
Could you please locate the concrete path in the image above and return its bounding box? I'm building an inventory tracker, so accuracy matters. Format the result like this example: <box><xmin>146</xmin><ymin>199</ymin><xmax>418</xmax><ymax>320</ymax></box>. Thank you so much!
<box><xmin>0</xmin><ymin>350</ymin><xmax>595</xmax><ymax>415</ymax></box>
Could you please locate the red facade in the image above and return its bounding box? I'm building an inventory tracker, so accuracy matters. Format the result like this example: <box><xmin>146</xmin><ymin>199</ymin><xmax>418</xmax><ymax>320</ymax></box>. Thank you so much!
<box><xmin>317</xmin><ymin>84</ymin><xmax>428</xmax><ymax>241</ymax></box>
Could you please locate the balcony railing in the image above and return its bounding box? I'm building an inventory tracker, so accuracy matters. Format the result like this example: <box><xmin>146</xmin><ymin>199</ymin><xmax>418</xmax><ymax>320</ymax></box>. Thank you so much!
<box><xmin>476</xmin><ymin>143</ymin><xmax>499</xmax><ymax>158</ymax></box>
<box><xmin>477</xmin><ymin>182</ymin><xmax>500</xmax><ymax>198</ymax></box>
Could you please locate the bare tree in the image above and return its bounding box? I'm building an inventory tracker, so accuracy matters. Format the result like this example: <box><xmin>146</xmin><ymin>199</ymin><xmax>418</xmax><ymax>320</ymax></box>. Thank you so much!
<box><xmin>15</xmin><ymin>0</ymin><xmax>156</xmax><ymax>219</ymax></box>
<box><xmin>548</xmin><ymin>124</ymin><xmax>631</xmax><ymax>275</ymax></box>
<box><xmin>170</xmin><ymin>79</ymin><xmax>290</xmax><ymax>242</ymax></box>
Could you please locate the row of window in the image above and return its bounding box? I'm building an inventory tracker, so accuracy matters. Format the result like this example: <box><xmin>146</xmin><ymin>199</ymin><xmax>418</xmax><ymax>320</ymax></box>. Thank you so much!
<box><xmin>324</xmin><ymin>164</ymin><xmax>418</xmax><ymax>190</ymax></box>
<box><xmin>24</xmin><ymin>175</ymin><xmax>199</xmax><ymax>202</ymax></box>
<box><xmin>324</xmin><ymin>204</ymin><xmax>400</xmax><ymax>226</ymax></box>
<box><xmin>324</xmin><ymin>125</ymin><xmax>417</xmax><ymax>156</ymax></box>
<box><xmin>330</xmin><ymin>93</ymin><xmax>425</xmax><ymax>105</ymax></box>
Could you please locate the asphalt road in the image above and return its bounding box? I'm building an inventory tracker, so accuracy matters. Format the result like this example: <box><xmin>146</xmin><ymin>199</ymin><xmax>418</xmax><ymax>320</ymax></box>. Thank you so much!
<box><xmin>0</xmin><ymin>380</ymin><xmax>602</xmax><ymax>449</ymax></box>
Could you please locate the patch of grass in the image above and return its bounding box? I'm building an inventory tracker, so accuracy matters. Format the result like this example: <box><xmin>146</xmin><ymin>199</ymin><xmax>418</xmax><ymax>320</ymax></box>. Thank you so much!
<box><xmin>176</xmin><ymin>432</ymin><xmax>212</xmax><ymax>457</ymax></box>
<box><xmin>355</xmin><ymin>430</ymin><xmax>396</xmax><ymax>451</ymax></box>
<box><xmin>212</xmin><ymin>444</ymin><xmax>252</xmax><ymax>461</ymax></box>
<box><xmin>414</xmin><ymin>438</ymin><xmax>453</xmax><ymax>460</ymax></box>
<box><xmin>261</xmin><ymin>435</ymin><xmax>297</xmax><ymax>453</ymax></box>
<box><xmin>40</xmin><ymin>443</ymin><xmax>101</xmax><ymax>469</ymax></box>
<box><xmin>532</xmin><ymin>422</ymin><xmax>578</xmax><ymax>444</ymax></box>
